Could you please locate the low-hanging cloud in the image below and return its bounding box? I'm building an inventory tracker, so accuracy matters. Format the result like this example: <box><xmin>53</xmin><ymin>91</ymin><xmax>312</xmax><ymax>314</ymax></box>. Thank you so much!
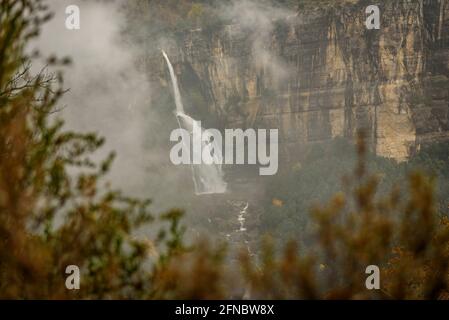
<box><xmin>33</xmin><ymin>0</ymin><xmax>188</xmax><ymax>212</ymax></box>
<box><xmin>221</xmin><ymin>0</ymin><xmax>295</xmax><ymax>85</ymax></box>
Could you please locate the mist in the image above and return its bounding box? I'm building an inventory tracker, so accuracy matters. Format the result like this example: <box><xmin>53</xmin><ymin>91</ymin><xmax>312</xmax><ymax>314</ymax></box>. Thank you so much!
<box><xmin>32</xmin><ymin>0</ymin><xmax>189</xmax><ymax>212</ymax></box>
<box><xmin>221</xmin><ymin>0</ymin><xmax>295</xmax><ymax>85</ymax></box>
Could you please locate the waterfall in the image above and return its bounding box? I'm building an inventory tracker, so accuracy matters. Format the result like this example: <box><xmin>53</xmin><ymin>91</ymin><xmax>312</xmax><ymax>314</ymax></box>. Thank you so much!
<box><xmin>162</xmin><ymin>51</ymin><xmax>227</xmax><ymax>195</ymax></box>
<box><xmin>238</xmin><ymin>202</ymin><xmax>248</xmax><ymax>232</ymax></box>
<box><xmin>226</xmin><ymin>200</ymin><xmax>252</xmax><ymax>299</ymax></box>
<box><xmin>162</xmin><ymin>51</ymin><xmax>184</xmax><ymax>114</ymax></box>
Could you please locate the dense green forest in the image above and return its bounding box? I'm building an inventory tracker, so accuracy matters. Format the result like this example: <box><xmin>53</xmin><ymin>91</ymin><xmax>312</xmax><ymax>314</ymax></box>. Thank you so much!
<box><xmin>262</xmin><ymin>139</ymin><xmax>449</xmax><ymax>246</ymax></box>
<box><xmin>121</xmin><ymin>0</ymin><xmax>302</xmax><ymax>48</ymax></box>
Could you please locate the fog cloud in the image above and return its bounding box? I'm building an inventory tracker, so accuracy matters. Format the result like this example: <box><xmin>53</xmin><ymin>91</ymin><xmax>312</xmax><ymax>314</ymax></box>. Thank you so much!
<box><xmin>34</xmin><ymin>0</ymin><xmax>180</xmax><ymax>211</ymax></box>
<box><xmin>222</xmin><ymin>0</ymin><xmax>295</xmax><ymax>85</ymax></box>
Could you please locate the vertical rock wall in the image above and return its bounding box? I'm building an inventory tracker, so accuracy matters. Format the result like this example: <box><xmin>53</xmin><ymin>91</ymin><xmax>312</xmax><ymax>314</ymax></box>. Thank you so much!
<box><xmin>148</xmin><ymin>0</ymin><xmax>449</xmax><ymax>162</ymax></box>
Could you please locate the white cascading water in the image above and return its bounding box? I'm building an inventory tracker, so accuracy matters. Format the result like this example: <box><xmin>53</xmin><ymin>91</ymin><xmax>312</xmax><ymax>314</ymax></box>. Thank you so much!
<box><xmin>162</xmin><ymin>51</ymin><xmax>227</xmax><ymax>195</ymax></box>
<box><xmin>226</xmin><ymin>200</ymin><xmax>252</xmax><ymax>299</ymax></box>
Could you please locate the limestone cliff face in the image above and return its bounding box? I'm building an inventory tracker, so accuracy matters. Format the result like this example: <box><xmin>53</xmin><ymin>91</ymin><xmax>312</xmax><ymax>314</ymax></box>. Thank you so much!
<box><xmin>149</xmin><ymin>0</ymin><xmax>449</xmax><ymax>161</ymax></box>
